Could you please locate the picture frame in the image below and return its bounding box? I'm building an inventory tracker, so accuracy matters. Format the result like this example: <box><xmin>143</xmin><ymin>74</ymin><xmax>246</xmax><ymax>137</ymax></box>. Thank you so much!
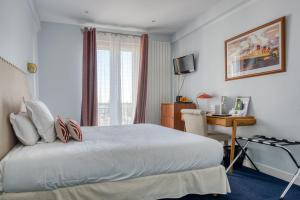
<box><xmin>225</xmin><ymin>17</ymin><xmax>286</xmax><ymax>81</ymax></box>
<box><xmin>229</xmin><ymin>96</ymin><xmax>251</xmax><ymax>116</ymax></box>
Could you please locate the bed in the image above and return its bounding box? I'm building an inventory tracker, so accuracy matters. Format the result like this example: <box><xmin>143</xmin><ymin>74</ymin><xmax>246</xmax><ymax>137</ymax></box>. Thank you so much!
<box><xmin>0</xmin><ymin>57</ymin><xmax>230</xmax><ymax>200</ymax></box>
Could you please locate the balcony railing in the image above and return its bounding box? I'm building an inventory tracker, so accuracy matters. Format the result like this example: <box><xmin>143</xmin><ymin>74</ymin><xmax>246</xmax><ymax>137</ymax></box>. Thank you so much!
<box><xmin>98</xmin><ymin>103</ymin><xmax>110</xmax><ymax>126</ymax></box>
<box><xmin>98</xmin><ymin>103</ymin><xmax>133</xmax><ymax>126</ymax></box>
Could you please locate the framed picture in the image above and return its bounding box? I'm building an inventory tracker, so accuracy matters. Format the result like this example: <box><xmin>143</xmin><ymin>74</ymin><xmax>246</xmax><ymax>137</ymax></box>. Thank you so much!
<box><xmin>229</xmin><ymin>96</ymin><xmax>251</xmax><ymax>116</ymax></box>
<box><xmin>225</xmin><ymin>17</ymin><xmax>286</xmax><ymax>81</ymax></box>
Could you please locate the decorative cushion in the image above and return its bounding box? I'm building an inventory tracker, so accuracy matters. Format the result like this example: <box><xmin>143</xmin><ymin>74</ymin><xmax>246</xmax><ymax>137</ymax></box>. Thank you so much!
<box><xmin>55</xmin><ymin>117</ymin><xmax>70</xmax><ymax>143</ymax></box>
<box><xmin>10</xmin><ymin>113</ymin><xmax>40</xmax><ymax>146</ymax></box>
<box><xmin>67</xmin><ymin>120</ymin><xmax>83</xmax><ymax>141</ymax></box>
<box><xmin>25</xmin><ymin>100</ymin><xmax>56</xmax><ymax>142</ymax></box>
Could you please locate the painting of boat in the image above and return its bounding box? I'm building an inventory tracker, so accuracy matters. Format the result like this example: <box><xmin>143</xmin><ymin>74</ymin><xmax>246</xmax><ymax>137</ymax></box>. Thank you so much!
<box><xmin>225</xmin><ymin>17</ymin><xmax>285</xmax><ymax>80</ymax></box>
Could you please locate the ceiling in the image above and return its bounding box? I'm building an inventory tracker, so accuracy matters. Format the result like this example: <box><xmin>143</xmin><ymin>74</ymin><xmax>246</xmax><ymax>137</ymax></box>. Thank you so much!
<box><xmin>34</xmin><ymin>0</ymin><xmax>222</xmax><ymax>34</ymax></box>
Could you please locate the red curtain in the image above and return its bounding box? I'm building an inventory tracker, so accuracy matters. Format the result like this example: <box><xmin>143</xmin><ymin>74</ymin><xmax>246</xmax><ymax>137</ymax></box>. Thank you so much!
<box><xmin>134</xmin><ymin>34</ymin><xmax>149</xmax><ymax>124</ymax></box>
<box><xmin>81</xmin><ymin>28</ymin><xmax>98</xmax><ymax>126</ymax></box>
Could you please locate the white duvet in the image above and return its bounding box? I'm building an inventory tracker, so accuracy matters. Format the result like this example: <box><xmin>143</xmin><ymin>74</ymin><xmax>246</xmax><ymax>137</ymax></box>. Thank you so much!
<box><xmin>0</xmin><ymin>124</ymin><xmax>223</xmax><ymax>193</ymax></box>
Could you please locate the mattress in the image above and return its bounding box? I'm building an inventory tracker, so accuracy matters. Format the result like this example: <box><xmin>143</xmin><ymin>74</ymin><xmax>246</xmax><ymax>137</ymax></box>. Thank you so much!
<box><xmin>0</xmin><ymin>124</ymin><xmax>223</xmax><ymax>193</ymax></box>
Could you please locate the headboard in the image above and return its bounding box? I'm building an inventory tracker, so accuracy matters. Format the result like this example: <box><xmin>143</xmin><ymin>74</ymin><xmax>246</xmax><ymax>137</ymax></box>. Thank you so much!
<box><xmin>0</xmin><ymin>57</ymin><xmax>31</xmax><ymax>160</ymax></box>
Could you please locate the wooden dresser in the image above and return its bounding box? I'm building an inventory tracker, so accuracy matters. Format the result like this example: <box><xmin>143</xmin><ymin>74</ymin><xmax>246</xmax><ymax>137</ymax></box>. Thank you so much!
<box><xmin>161</xmin><ymin>103</ymin><xmax>196</xmax><ymax>131</ymax></box>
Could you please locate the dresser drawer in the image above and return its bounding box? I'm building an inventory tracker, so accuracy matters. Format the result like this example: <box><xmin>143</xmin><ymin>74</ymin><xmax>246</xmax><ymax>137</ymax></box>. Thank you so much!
<box><xmin>161</xmin><ymin>117</ymin><xmax>174</xmax><ymax>128</ymax></box>
<box><xmin>207</xmin><ymin>117</ymin><xmax>229</xmax><ymax>127</ymax></box>
<box><xmin>161</xmin><ymin>103</ymin><xmax>196</xmax><ymax>131</ymax></box>
<box><xmin>161</xmin><ymin>104</ymin><xmax>174</xmax><ymax>117</ymax></box>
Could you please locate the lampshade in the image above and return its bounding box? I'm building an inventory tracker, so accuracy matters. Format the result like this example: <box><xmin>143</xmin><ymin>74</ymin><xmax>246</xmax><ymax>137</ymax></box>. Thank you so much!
<box><xmin>197</xmin><ymin>93</ymin><xmax>212</xmax><ymax>99</ymax></box>
<box><xmin>27</xmin><ymin>63</ymin><xmax>37</xmax><ymax>73</ymax></box>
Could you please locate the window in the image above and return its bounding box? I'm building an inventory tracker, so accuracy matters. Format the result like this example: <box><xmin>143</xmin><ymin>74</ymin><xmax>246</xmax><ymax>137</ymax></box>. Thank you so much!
<box><xmin>97</xmin><ymin>32</ymin><xmax>140</xmax><ymax>126</ymax></box>
<box><xmin>97</xmin><ymin>49</ymin><xmax>110</xmax><ymax>125</ymax></box>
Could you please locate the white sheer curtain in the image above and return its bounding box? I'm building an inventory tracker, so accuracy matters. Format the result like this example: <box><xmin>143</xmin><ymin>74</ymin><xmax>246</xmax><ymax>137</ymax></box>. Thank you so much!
<box><xmin>96</xmin><ymin>32</ymin><xmax>140</xmax><ymax>126</ymax></box>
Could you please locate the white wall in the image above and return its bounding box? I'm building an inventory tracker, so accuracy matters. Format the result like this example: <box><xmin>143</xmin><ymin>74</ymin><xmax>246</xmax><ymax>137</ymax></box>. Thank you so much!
<box><xmin>172</xmin><ymin>0</ymin><xmax>300</xmax><ymax>180</ymax></box>
<box><xmin>0</xmin><ymin>0</ymin><xmax>40</xmax><ymax>97</ymax></box>
<box><xmin>38</xmin><ymin>22</ymin><xmax>83</xmax><ymax>121</ymax></box>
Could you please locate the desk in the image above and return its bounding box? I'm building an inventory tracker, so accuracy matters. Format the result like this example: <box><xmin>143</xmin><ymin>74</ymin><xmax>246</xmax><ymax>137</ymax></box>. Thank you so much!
<box><xmin>207</xmin><ymin>115</ymin><xmax>256</xmax><ymax>171</ymax></box>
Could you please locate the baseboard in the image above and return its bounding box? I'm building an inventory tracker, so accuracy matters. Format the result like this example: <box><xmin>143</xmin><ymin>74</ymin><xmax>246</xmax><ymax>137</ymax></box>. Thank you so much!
<box><xmin>243</xmin><ymin>159</ymin><xmax>300</xmax><ymax>186</ymax></box>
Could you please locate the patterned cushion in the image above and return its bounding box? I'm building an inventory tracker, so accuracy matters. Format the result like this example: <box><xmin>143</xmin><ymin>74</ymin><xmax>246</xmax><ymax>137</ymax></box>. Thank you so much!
<box><xmin>67</xmin><ymin>119</ymin><xmax>83</xmax><ymax>141</ymax></box>
<box><xmin>55</xmin><ymin>117</ymin><xmax>70</xmax><ymax>143</ymax></box>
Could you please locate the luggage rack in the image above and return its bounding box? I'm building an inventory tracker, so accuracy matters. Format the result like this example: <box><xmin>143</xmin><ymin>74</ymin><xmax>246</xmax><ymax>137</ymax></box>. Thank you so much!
<box><xmin>226</xmin><ymin>135</ymin><xmax>300</xmax><ymax>200</ymax></box>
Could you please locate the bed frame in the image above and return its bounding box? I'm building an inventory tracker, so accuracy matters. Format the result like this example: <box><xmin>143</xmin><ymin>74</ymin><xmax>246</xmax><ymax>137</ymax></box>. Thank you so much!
<box><xmin>0</xmin><ymin>56</ymin><xmax>230</xmax><ymax>199</ymax></box>
<box><xmin>0</xmin><ymin>56</ymin><xmax>31</xmax><ymax>160</ymax></box>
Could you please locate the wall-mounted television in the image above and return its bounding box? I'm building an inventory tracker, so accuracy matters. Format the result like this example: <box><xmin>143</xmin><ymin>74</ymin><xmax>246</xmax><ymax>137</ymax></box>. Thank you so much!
<box><xmin>173</xmin><ymin>54</ymin><xmax>195</xmax><ymax>75</ymax></box>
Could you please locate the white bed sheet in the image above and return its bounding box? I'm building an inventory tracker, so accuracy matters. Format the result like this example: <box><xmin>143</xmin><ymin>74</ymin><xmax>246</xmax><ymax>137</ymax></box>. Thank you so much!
<box><xmin>0</xmin><ymin>124</ymin><xmax>223</xmax><ymax>193</ymax></box>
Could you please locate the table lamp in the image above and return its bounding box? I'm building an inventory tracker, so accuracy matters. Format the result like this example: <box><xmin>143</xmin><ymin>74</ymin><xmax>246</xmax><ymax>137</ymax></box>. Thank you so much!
<box><xmin>196</xmin><ymin>93</ymin><xmax>213</xmax><ymax>112</ymax></box>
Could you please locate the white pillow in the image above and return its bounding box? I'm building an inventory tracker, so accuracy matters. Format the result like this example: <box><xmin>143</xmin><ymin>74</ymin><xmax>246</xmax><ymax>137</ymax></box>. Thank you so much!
<box><xmin>25</xmin><ymin>100</ymin><xmax>56</xmax><ymax>142</ymax></box>
<box><xmin>10</xmin><ymin>113</ymin><xmax>40</xmax><ymax>145</ymax></box>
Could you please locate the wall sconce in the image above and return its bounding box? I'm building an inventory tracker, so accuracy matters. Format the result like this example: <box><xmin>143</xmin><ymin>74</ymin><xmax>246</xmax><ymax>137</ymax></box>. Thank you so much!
<box><xmin>27</xmin><ymin>63</ymin><xmax>37</xmax><ymax>73</ymax></box>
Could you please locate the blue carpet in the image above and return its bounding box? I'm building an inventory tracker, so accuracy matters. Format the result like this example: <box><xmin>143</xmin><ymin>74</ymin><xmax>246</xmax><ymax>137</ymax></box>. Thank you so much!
<box><xmin>162</xmin><ymin>167</ymin><xmax>300</xmax><ymax>200</ymax></box>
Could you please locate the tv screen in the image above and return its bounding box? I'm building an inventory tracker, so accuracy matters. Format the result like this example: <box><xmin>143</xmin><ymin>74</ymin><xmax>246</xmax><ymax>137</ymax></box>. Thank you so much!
<box><xmin>173</xmin><ymin>54</ymin><xmax>195</xmax><ymax>75</ymax></box>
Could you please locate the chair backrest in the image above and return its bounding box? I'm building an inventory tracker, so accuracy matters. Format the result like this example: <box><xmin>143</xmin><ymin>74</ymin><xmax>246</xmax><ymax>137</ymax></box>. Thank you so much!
<box><xmin>181</xmin><ymin>109</ymin><xmax>208</xmax><ymax>136</ymax></box>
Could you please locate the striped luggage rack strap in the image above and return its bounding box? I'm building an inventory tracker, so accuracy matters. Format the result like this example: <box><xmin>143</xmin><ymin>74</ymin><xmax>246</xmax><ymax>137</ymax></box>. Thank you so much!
<box><xmin>237</xmin><ymin>135</ymin><xmax>300</xmax><ymax>146</ymax></box>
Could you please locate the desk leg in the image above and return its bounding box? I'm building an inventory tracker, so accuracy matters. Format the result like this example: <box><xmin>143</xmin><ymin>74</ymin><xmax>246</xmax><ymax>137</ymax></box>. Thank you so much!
<box><xmin>229</xmin><ymin>120</ymin><xmax>238</xmax><ymax>172</ymax></box>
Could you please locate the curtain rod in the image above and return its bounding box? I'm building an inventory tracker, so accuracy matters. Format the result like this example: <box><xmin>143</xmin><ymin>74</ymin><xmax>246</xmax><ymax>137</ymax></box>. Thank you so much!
<box><xmin>99</xmin><ymin>30</ymin><xmax>142</xmax><ymax>37</ymax></box>
<box><xmin>80</xmin><ymin>24</ymin><xmax>146</xmax><ymax>37</ymax></box>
